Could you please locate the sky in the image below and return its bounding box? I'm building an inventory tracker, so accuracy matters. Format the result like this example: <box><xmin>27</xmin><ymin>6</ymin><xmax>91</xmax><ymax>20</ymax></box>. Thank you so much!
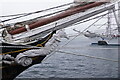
<box><xmin>0</xmin><ymin>0</ymin><xmax>80</xmax><ymax>34</ymax></box>
<box><xmin>0</xmin><ymin>0</ymin><xmax>73</xmax><ymax>15</ymax></box>
<box><xmin>0</xmin><ymin>0</ymin><xmax>118</xmax><ymax>34</ymax></box>
<box><xmin>0</xmin><ymin>0</ymin><xmax>73</xmax><ymax>25</ymax></box>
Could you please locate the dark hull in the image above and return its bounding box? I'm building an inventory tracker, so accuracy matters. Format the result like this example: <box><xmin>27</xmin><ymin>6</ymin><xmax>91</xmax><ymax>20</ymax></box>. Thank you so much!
<box><xmin>1</xmin><ymin>31</ymin><xmax>56</xmax><ymax>80</ymax></box>
<box><xmin>2</xmin><ymin>55</ymin><xmax>46</xmax><ymax>80</ymax></box>
<box><xmin>91</xmin><ymin>43</ymin><xmax>120</xmax><ymax>46</ymax></box>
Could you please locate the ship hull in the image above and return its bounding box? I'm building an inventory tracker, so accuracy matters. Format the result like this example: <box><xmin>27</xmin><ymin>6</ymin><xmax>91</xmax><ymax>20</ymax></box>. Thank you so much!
<box><xmin>0</xmin><ymin>31</ymin><xmax>56</xmax><ymax>80</ymax></box>
<box><xmin>2</xmin><ymin>55</ymin><xmax>46</xmax><ymax>80</ymax></box>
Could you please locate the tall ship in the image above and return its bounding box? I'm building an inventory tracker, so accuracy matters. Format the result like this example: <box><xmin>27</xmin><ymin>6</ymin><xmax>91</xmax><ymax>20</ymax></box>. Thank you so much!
<box><xmin>83</xmin><ymin>9</ymin><xmax>120</xmax><ymax>45</ymax></box>
<box><xmin>0</xmin><ymin>0</ymin><xmax>119</xmax><ymax>79</ymax></box>
<box><xmin>73</xmin><ymin>0</ymin><xmax>120</xmax><ymax>45</ymax></box>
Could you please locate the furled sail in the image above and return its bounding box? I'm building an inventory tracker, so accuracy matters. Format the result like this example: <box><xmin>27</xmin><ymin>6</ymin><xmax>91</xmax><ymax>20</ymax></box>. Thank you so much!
<box><xmin>8</xmin><ymin>2</ymin><xmax>106</xmax><ymax>35</ymax></box>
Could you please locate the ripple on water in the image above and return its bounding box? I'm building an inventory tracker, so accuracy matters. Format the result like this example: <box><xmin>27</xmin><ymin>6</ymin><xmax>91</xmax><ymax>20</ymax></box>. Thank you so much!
<box><xmin>17</xmin><ymin>36</ymin><xmax>118</xmax><ymax>78</ymax></box>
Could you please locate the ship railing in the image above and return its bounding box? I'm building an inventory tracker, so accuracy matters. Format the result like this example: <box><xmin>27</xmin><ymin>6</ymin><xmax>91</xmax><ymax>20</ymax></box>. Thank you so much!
<box><xmin>13</xmin><ymin>2</ymin><xmax>116</xmax><ymax>41</ymax></box>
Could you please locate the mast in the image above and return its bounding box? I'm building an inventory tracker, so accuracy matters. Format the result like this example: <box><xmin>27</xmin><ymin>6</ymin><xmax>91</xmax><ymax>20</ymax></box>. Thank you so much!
<box><xmin>106</xmin><ymin>9</ymin><xmax>112</xmax><ymax>36</ymax></box>
<box><xmin>113</xmin><ymin>1</ymin><xmax>120</xmax><ymax>35</ymax></box>
<box><xmin>118</xmin><ymin>1</ymin><xmax>120</xmax><ymax>79</ymax></box>
<box><xmin>118</xmin><ymin>1</ymin><xmax>120</xmax><ymax>34</ymax></box>
<box><xmin>8</xmin><ymin>2</ymin><xmax>106</xmax><ymax>35</ymax></box>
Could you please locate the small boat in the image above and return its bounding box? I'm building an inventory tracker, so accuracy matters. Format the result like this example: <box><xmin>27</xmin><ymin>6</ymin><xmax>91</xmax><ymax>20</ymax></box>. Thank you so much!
<box><xmin>81</xmin><ymin>4</ymin><xmax>120</xmax><ymax>45</ymax></box>
<box><xmin>84</xmin><ymin>30</ymin><xmax>99</xmax><ymax>38</ymax></box>
<box><xmin>91</xmin><ymin>40</ymin><xmax>120</xmax><ymax>46</ymax></box>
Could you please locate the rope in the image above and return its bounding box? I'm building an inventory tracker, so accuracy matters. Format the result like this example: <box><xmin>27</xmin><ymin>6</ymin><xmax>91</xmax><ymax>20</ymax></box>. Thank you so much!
<box><xmin>0</xmin><ymin>3</ymin><xmax>72</xmax><ymax>23</ymax></box>
<box><xmin>57</xmin><ymin>50</ymin><xmax>118</xmax><ymax>62</ymax></box>
<box><xmin>73</xmin><ymin>13</ymin><xmax>107</xmax><ymax>25</ymax></box>
<box><xmin>1</xmin><ymin>3</ymin><xmax>119</xmax><ymax>23</ymax></box>
<box><xmin>0</xmin><ymin>3</ymin><xmax>73</xmax><ymax>17</ymax></box>
<box><xmin>41</xmin><ymin>30</ymin><xmax>64</xmax><ymax>63</ymax></box>
<box><xmin>1</xmin><ymin>32</ymin><xmax>52</xmax><ymax>55</ymax></box>
<box><xmin>48</xmin><ymin>8</ymin><xmax>119</xmax><ymax>47</ymax></box>
<box><xmin>59</xmin><ymin>9</ymin><xmax>120</xmax><ymax>48</ymax></box>
<box><xmin>41</xmin><ymin>49</ymin><xmax>57</xmax><ymax>63</ymax></box>
<box><xmin>58</xmin><ymin>15</ymin><xmax>106</xmax><ymax>49</ymax></box>
<box><xmin>1</xmin><ymin>44</ymin><xmax>118</xmax><ymax>50</ymax></box>
<box><xmin>72</xmin><ymin>8</ymin><xmax>120</xmax><ymax>26</ymax></box>
<box><xmin>40</xmin><ymin>13</ymin><xmax>113</xmax><ymax>63</ymax></box>
<box><xmin>82</xmin><ymin>16</ymin><xmax>104</xmax><ymax>32</ymax></box>
<box><xmin>41</xmin><ymin>8</ymin><xmax>119</xmax><ymax>63</ymax></box>
<box><xmin>60</xmin><ymin>46</ymin><xmax>118</xmax><ymax>50</ymax></box>
<box><xmin>97</xmin><ymin>22</ymin><xmax>107</xmax><ymax>29</ymax></box>
<box><xmin>1</xmin><ymin>2</ymin><xmax>119</xmax><ymax>63</ymax></box>
<box><xmin>0</xmin><ymin>45</ymin><xmax>42</xmax><ymax>49</ymax></box>
<box><xmin>1</xmin><ymin>8</ymin><xmax>69</xmax><ymax>23</ymax></box>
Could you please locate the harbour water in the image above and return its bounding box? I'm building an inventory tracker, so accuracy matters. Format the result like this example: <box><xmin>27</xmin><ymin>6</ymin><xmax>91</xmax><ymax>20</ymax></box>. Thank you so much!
<box><xmin>16</xmin><ymin>35</ymin><xmax>118</xmax><ymax>79</ymax></box>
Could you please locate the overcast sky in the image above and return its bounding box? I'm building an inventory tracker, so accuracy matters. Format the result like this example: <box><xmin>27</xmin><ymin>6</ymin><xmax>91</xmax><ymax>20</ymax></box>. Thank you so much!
<box><xmin>0</xmin><ymin>0</ymin><xmax>73</xmax><ymax>15</ymax></box>
<box><xmin>0</xmin><ymin>0</ymin><xmax>118</xmax><ymax>34</ymax></box>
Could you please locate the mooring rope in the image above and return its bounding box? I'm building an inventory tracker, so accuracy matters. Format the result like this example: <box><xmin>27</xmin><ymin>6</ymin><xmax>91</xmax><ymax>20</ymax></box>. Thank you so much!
<box><xmin>1</xmin><ymin>45</ymin><xmax>118</xmax><ymax>50</ymax></box>
<box><xmin>1</xmin><ymin>2</ymin><xmax>119</xmax><ymax>64</ymax></box>
<box><xmin>41</xmin><ymin>14</ymin><xmax>118</xmax><ymax>63</ymax></box>
<box><xmin>60</xmin><ymin>46</ymin><xmax>118</xmax><ymax>50</ymax></box>
<box><xmin>57</xmin><ymin>50</ymin><xmax>118</xmax><ymax>62</ymax></box>
<box><xmin>58</xmin><ymin>16</ymin><xmax>105</xmax><ymax>49</ymax></box>
<box><xmin>0</xmin><ymin>46</ymin><xmax>42</xmax><ymax>49</ymax></box>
